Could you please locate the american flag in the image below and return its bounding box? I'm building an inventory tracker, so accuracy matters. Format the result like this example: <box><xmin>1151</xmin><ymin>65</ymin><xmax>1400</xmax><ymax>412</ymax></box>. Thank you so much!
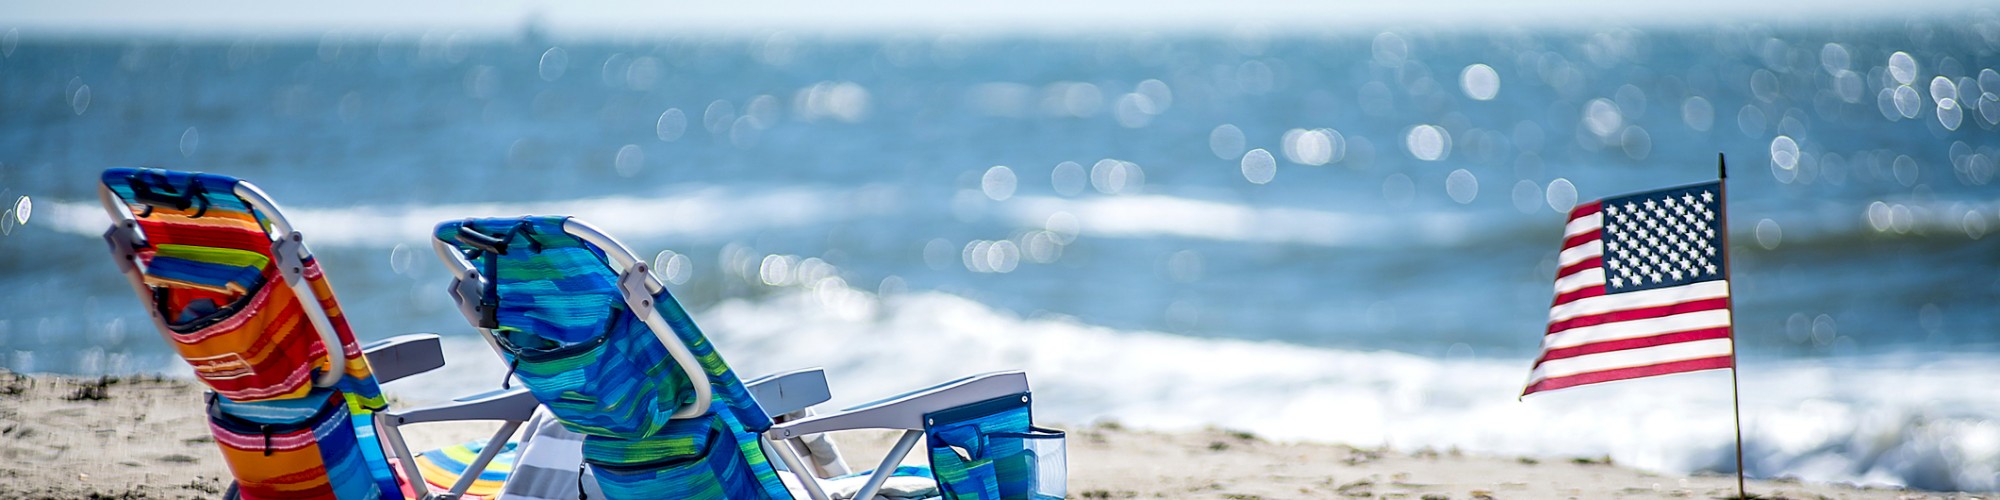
<box><xmin>1523</xmin><ymin>181</ymin><xmax>1734</xmax><ymax>396</ymax></box>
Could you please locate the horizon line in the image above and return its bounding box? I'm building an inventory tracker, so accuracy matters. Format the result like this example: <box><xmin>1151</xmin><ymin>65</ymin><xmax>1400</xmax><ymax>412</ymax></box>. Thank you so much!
<box><xmin>6</xmin><ymin>1</ymin><xmax>1996</xmax><ymax>40</ymax></box>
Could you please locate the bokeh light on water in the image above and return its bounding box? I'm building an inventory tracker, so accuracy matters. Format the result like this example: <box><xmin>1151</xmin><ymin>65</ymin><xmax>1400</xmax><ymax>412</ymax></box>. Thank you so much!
<box><xmin>1281</xmin><ymin>128</ymin><xmax>1342</xmax><ymax>166</ymax></box>
<box><xmin>2</xmin><ymin>195</ymin><xmax>28</xmax><ymax>235</ymax></box>
<box><xmin>1460</xmin><ymin>63</ymin><xmax>1500</xmax><ymax>101</ymax></box>
<box><xmin>1050</xmin><ymin>161</ymin><xmax>1087</xmax><ymax>196</ymax></box>
<box><xmin>1544</xmin><ymin>178</ymin><xmax>1578</xmax><ymax>212</ymax></box>
<box><xmin>1445</xmin><ymin>169</ymin><xmax>1479</xmax><ymax>204</ymax></box>
<box><xmin>653</xmin><ymin>250</ymin><xmax>693</xmax><ymax>285</ymax></box>
<box><xmin>1239</xmin><ymin>148</ymin><xmax>1276</xmax><ymax>184</ymax></box>
<box><xmin>656</xmin><ymin>108</ymin><xmax>687</xmax><ymax>141</ymax></box>
<box><xmin>981</xmin><ymin>165</ymin><xmax>1017</xmax><ymax>201</ymax></box>
<box><xmin>1208</xmin><ymin>124</ymin><xmax>1246</xmax><ymax>159</ymax></box>
<box><xmin>1404</xmin><ymin>124</ymin><xmax>1450</xmax><ymax>161</ymax></box>
<box><xmin>538</xmin><ymin>47</ymin><xmax>568</xmax><ymax>81</ymax></box>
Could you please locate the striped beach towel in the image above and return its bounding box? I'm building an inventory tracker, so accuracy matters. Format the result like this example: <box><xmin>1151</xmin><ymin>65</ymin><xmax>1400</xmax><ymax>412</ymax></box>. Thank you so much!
<box><xmin>388</xmin><ymin>440</ymin><xmax>517</xmax><ymax>500</ymax></box>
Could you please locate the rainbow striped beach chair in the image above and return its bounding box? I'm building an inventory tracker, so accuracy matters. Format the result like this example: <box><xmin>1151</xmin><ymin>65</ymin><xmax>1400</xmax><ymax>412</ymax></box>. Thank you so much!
<box><xmin>432</xmin><ymin>216</ymin><xmax>1065</xmax><ymax>500</ymax></box>
<box><xmin>98</xmin><ymin>168</ymin><xmax>538</xmax><ymax>500</ymax></box>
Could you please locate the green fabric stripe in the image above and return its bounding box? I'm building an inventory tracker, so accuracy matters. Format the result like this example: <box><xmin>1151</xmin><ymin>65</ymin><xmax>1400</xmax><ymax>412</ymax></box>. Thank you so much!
<box><xmin>155</xmin><ymin>243</ymin><xmax>270</xmax><ymax>269</ymax></box>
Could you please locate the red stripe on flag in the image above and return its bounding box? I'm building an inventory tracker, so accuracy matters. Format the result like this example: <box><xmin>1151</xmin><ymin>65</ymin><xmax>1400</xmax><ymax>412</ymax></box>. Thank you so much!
<box><xmin>1523</xmin><ymin>356</ymin><xmax>1733</xmax><ymax>395</ymax></box>
<box><xmin>1568</xmin><ymin>201</ymin><xmax>1601</xmax><ymax>220</ymax></box>
<box><xmin>1556</xmin><ymin>257</ymin><xmax>1601</xmax><ymax>280</ymax></box>
<box><xmin>1550</xmin><ymin>283</ymin><xmax>1606</xmax><ymax>307</ymax></box>
<box><xmin>1562</xmin><ymin>232</ymin><xmax>1598</xmax><ymax>252</ymax></box>
<box><xmin>1537</xmin><ymin>327</ymin><xmax>1733</xmax><ymax>363</ymax></box>
<box><xmin>1547</xmin><ymin>297</ymin><xmax>1730</xmax><ymax>334</ymax></box>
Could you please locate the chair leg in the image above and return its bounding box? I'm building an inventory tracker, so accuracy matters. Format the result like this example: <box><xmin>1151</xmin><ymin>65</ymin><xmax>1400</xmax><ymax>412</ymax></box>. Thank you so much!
<box><xmin>850</xmin><ymin>430</ymin><xmax>923</xmax><ymax>500</ymax></box>
<box><xmin>442</xmin><ymin>420</ymin><xmax>522</xmax><ymax>499</ymax></box>
<box><xmin>375</xmin><ymin>414</ymin><xmax>428</xmax><ymax>499</ymax></box>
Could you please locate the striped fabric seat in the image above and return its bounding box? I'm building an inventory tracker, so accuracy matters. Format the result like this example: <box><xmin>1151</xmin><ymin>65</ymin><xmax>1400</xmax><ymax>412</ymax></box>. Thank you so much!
<box><xmin>434</xmin><ymin>216</ymin><xmax>790</xmax><ymax>500</ymax></box>
<box><xmin>100</xmin><ymin>169</ymin><xmax>513</xmax><ymax>500</ymax></box>
<box><xmin>392</xmin><ymin>440</ymin><xmax>518</xmax><ymax>500</ymax></box>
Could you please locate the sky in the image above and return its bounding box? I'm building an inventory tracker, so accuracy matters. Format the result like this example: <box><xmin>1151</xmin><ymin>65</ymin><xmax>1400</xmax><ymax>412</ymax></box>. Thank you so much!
<box><xmin>7</xmin><ymin>0</ymin><xmax>1994</xmax><ymax>37</ymax></box>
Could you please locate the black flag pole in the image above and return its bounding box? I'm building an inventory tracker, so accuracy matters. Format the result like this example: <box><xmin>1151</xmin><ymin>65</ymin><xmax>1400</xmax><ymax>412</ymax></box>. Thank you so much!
<box><xmin>1719</xmin><ymin>152</ymin><xmax>1748</xmax><ymax>499</ymax></box>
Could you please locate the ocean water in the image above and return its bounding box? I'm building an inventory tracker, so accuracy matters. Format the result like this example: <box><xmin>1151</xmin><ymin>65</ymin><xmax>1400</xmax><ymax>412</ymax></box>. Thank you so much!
<box><xmin>2</xmin><ymin>15</ymin><xmax>1999</xmax><ymax>490</ymax></box>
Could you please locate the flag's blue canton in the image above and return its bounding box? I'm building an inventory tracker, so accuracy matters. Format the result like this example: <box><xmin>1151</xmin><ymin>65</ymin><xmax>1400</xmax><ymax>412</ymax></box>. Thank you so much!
<box><xmin>1600</xmin><ymin>181</ymin><xmax>1726</xmax><ymax>294</ymax></box>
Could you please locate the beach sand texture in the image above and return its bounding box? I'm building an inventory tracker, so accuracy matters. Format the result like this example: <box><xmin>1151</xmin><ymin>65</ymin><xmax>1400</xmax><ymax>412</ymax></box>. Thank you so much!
<box><xmin>0</xmin><ymin>373</ymin><xmax>1970</xmax><ymax>500</ymax></box>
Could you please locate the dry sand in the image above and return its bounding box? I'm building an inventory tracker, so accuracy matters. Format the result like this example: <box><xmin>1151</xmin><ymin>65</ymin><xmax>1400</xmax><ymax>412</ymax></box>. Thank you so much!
<box><xmin>0</xmin><ymin>372</ymin><xmax>1977</xmax><ymax>500</ymax></box>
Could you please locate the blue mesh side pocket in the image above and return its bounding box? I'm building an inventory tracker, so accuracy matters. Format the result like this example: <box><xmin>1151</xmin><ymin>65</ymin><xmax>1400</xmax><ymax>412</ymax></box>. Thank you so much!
<box><xmin>924</xmin><ymin>393</ymin><xmax>1066</xmax><ymax>500</ymax></box>
<box><xmin>988</xmin><ymin>427</ymin><xmax>1066</xmax><ymax>500</ymax></box>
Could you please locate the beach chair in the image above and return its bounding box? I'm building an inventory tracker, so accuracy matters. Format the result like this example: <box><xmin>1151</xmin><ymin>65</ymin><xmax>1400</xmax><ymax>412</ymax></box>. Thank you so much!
<box><xmin>97</xmin><ymin>168</ymin><xmax>538</xmax><ymax>500</ymax></box>
<box><xmin>430</xmin><ymin>216</ymin><xmax>1064</xmax><ymax>500</ymax></box>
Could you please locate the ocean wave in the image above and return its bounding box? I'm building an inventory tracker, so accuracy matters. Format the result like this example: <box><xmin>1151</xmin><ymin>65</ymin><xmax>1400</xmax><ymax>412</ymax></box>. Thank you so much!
<box><xmin>1734</xmin><ymin>196</ymin><xmax>2000</xmax><ymax>246</ymax></box>
<box><xmin>401</xmin><ymin>281</ymin><xmax>2000</xmax><ymax>491</ymax></box>
<box><xmin>1004</xmin><ymin>194</ymin><xmax>1483</xmax><ymax>247</ymax></box>
<box><xmin>41</xmin><ymin>185</ymin><xmax>887</xmax><ymax>248</ymax></box>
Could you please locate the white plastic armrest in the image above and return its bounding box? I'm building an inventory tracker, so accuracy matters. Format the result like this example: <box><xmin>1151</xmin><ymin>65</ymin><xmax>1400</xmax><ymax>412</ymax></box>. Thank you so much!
<box><xmin>380</xmin><ymin>386</ymin><xmax>540</xmax><ymax>425</ymax></box>
<box><xmin>361</xmin><ymin>333</ymin><xmax>446</xmax><ymax>385</ymax></box>
<box><xmin>766</xmin><ymin>371</ymin><xmax>1029</xmax><ymax>440</ymax></box>
<box><xmin>745</xmin><ymin>367</ymin><xmax>833</xmax><ymax>418</ymax></box>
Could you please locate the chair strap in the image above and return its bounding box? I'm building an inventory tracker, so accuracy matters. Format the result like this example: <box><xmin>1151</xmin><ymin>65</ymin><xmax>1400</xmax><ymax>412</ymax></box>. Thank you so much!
<box><xmin>453</xmin><ymin>221</ymin><xmax>547</xmax><ymax>329</ymax></box>
<box><xmin>125</xmin><ymin>169</ymin><xmax>212</xmax><ymax>218</ymax></box>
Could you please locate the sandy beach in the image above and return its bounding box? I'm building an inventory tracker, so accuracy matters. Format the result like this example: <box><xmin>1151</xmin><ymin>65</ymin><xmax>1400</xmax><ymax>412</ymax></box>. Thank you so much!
<box><xmin>0</xmin><ymin>372</ymin><xmax>1973</xmax><ymax>500</ymax></box>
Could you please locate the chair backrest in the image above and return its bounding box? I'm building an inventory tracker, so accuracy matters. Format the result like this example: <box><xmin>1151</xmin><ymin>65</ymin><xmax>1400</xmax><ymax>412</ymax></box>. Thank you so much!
<box><xmin>100</xmin><ymin>168</ymin><xmax>400</xmax><ymax>498</ymax></box>
<box><xmin>432</xmin><ymin>216</ymin><xmax>789</xmax><ymax>499</ymax></box>
<box><xmin>99</xmin><ymin>168</ymin><xmax>384</xmax><ymax>404</ymax></box>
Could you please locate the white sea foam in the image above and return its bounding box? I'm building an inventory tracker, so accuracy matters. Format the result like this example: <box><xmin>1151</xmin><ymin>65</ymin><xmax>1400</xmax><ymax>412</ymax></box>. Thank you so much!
<box><xmin>43</xmin><ymin>185</ymin><xmax>885</xmax><ymax>248</ymax></box>
<box><xmin>1006</xmin><ymin>195</ymin><xmax>1478</xmax><ymax>247</ymax></box>
<box><xmin>399</xmin><ymin>283</ymin><xmax>2000</xmax><ymax>491</ymax></box>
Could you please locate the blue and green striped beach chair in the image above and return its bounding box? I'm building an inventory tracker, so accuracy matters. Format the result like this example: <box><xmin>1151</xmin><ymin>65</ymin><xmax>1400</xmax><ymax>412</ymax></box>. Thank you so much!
<box><xmin>430</xmin><ymin>216</ymin><xmax>1063</xmax><ymax>500</ymax></box>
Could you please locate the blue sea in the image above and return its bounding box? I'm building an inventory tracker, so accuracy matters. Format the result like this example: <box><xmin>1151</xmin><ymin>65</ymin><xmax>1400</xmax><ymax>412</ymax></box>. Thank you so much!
<box><xmin>2</xmin><ymin>15</ymin><xmax>1998</xmax><ymax>491</ymax></box>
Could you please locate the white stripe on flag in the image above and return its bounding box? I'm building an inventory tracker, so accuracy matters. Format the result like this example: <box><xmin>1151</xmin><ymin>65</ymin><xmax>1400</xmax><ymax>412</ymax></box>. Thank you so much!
<box><xmin>1558</xmin><ymin>240</ymin><xmax>1603</xmax><ymax>267</ymax></box>
<box><xmin>1564</xmin><ymin>213</ymin><xmax>1602</xmax><ymax>238</ymax></box>
<box><xmin>1548</xmin><ymin>280</ymin><xmax>1730</xmax><ymax>324</ymax></box>
<box><xmin>1540</xmin><ymin>309</ymin><xmax>1733</xmax><ymax>350</ymax></box>
<box><xmin>1553</xmin><ymin>267</ymin><xmax>1605</xmax><ymax>294</ymax></box>
<box><xmin>1527</xmin><ymin>337</ymin><xmax>1733</xmax><ymax>382</ymax></box>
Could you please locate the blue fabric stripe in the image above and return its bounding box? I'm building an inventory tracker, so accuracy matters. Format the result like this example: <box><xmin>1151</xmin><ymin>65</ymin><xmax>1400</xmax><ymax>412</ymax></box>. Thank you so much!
<box><xmin>146</xmin><ymin>256</ymin><xmax>263</xmax><ymax>290</ymax></box>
